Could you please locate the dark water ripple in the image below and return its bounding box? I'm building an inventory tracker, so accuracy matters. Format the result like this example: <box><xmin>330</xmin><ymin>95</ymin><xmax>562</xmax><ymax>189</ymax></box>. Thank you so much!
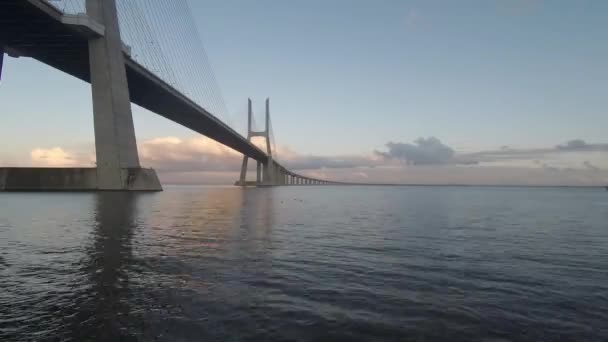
<box><xmin>1</xmin><ymin>186</ymin><xmax>608</xmax><ymax>341</ymax></box>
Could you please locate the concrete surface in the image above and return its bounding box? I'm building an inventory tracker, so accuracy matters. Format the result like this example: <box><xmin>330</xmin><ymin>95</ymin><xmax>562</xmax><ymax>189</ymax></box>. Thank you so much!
<box><xmin>0</xmin><ymin>168</ymin><xmax>161</xmax><ymax>191</ymax></box>
<box><xmin>87</xmin><ymin>0</ymin><xmax>141</xmax><ymax>190</ymax></box>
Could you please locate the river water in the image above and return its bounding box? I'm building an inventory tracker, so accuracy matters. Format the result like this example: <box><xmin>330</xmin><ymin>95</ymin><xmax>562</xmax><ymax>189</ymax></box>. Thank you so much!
<box><xmin>1</xmin><ymin>186</ymin><xmax>607</xmax><ymax>341</ymax></box>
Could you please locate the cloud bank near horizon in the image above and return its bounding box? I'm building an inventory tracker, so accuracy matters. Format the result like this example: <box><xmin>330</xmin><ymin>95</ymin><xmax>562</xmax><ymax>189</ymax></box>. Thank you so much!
<box><xmin>6</xmin><ymin>136</ymin><xmax>607</xmax><ymax>186</ymax></box>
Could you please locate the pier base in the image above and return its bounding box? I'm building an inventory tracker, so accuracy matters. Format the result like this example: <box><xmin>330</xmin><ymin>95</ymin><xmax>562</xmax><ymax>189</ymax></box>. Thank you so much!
<box><xmin>0</xmin><ymin>168</ymin><xmax>162</xmax><ymax>192</ymax></box>
<box><xmin>234</xmin><ymin>180</ymin><xmax>262</xmax><ymax>187</ymax></box>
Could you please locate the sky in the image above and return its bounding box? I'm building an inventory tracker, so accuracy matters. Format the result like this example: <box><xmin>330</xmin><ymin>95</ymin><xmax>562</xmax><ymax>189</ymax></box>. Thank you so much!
<box><xmin>0</xmin><ymin>0</ymin><xmax>607</xmax><ymax>185</ymax></box>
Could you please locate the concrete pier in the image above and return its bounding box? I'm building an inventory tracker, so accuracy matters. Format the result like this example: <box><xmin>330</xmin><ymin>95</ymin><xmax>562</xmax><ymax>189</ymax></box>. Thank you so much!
<box><xmin>262</xmin><ymin>162</ymin><xmax>271</xmax><ymax>185</ymax></box>
<box><xmin>237</xmin><ymin>98</ymin><xmax>279</xmax><ymax>187</ymax></box>
<box><xmin>0</xmin><ymin>0</ymin><xmax>162</xmax><ymax>192</ymax></box>
<box><xmin>237</xmin><ymin>99</ymin><xmax>253</xmax><ymax>186</ymax></box>
<box><xmin>86</xmin><ymin>0</ymin><xmax>154</xmax><ymax>190</ymax></box>
<box><xmin>256</xmin><ymin>161</ymin><xmax>262</xmax><ymax>185</ymax></box>
<box><xmin>0</xmin><ymin>168</ymin><xmax>161</xmax><ymax>191</ymax></box>
<box><xmin>231</xmin><ymin>98</ymin><xmax>333</xmax><ymax>187</ymax></box>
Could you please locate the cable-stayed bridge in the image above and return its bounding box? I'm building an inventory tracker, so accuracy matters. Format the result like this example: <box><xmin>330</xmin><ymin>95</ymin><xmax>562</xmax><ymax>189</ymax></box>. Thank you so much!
<box><xmin>0</xmin><ymin>0</ymin><xmax>345</xmax><ymax>191</ymax></box>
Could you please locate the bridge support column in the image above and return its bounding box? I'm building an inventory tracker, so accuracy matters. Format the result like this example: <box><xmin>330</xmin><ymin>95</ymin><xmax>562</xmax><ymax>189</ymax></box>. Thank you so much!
<box><xmin>86</xmin><ymin>0</ymin><xmax>160</xmax><ymax>191</ymax></box>
<box><xmin>262</xmin><ymin>162</ymin><xmax>268</xmax><ymax>185</ymax></box>
<box><xmin>238</xmin><ymin>99</ymin><xmax>253</xmax><ymax>186</ymax></box>
<box><xmin>239</xmin><ymin>156</ymin><xmax>248</xmax><ymax>186</ymax></box>
<box><xmin>263</xmin><ymin>160</ymin><xmax>273</xmax><ymax>186</ymax></box>
<box><xmin>0</xmin><ymin>1</ymin><xmax>160</xmax><ymax>192</ymax></box>
<box><xmin>236</xmin><ymin>98</ymin><xmax>277</xmax><ymax>187</ymax></box>
<box><xmin>256</xmin><ymin>161</ymin><xmax>262</xmax><ymax>185</ymax></box>
<box><xmin>274</xmin><ymin>164</ymin><xmax>281</xmax><ymax>185</ymax></box>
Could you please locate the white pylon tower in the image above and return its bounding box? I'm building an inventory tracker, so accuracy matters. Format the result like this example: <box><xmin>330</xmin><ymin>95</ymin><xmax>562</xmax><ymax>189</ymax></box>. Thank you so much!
<box><xmin>238</xmin><ymin>98</ymin><xmax>272</xmax><ymax>186</ymax></box>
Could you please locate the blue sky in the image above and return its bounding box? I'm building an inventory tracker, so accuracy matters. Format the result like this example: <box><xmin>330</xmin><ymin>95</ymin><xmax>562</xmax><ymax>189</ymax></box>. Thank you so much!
<box><xmin>190</xmin><ymin>0</ymin><xmax>608</xmax><ymax>153</ymax></box>
<box><xmin>0</xmin><ymin>0</ymin><xmax>607</xmax><ymax>184</ymax></box>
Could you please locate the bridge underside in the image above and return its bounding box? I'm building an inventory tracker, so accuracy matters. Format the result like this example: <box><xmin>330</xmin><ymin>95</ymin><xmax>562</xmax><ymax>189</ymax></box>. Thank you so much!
<box><xmin>1</xmin><ymin>0</ymin><xmax>341</xmax><ymax>189</ymax></box>
<box><xmin>0</xmin><ymin>0</ymin><xmax>268</xmax><ymax>162</ymax></box>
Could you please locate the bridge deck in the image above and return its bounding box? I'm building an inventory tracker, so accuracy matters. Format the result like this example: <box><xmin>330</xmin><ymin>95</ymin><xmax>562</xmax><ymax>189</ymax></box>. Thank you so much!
<box><xmin>0</xmin><ymin>0</ymin><xmax>268</xmax><ymax>162</ymax></box>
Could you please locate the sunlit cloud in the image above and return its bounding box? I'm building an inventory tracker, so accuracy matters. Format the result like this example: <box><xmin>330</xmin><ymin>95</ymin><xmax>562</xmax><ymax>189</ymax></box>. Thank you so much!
<box><xmin>30</xmin><ymin>147</ymin><xmax>81</xmax><ymax>167</ymax></box>
<box><xmin>139</xmin><ymin>135</ymin><xmax>380</xmax><ymax>172</ymax></box>
<box><xmin>10</xmin><ymin>136</ymin><xmax>608</xmax><ymax>186</ymax></box>
<box><xmin>139</xmin><ymin>136</ymin><xmax>241</xmax><ymax>172</ymax></box>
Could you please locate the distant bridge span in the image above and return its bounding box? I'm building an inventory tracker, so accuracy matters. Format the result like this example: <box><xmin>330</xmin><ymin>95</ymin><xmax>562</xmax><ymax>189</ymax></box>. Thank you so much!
<box><xmin>0</xmin><ymin>0</ymin><xmax>343</xmax><ymax>190</ymax></box>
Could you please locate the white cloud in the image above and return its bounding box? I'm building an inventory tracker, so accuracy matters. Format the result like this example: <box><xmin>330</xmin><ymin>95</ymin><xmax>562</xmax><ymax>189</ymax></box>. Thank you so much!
<box><xmin>30</xmin><ymin>147</ymin><xmax>81</xmax><ymax>167</ymax></box>
<box><xmin>376</xmin><ymin>137</ymin><xmax>457</xmax><ymax>165</ymax></box>
<box><xmin>139</xmin><ymin>136</ymin><xmax>241</xmax><ymax>172</ymax></box>
<box><xmin>8</xmin><ymin>135</ymin><xmax>608</xmax><ymax>186</ymax></box>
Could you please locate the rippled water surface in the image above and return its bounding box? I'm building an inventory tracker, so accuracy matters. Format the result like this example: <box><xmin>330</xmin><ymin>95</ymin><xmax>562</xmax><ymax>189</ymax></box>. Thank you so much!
<box><xmin>1</xmin><ymin>186</ymin><xmax>607</xmax><ymax>341</ymax></box>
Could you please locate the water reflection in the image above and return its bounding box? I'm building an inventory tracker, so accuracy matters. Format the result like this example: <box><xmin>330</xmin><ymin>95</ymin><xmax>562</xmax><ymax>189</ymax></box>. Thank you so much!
<box><xmin>68</xmin><ymin>192</ymin><xmax>140</xmax><ymax>341</ymax></box>
<box><xmin>133</xmin><ymin>187</ymin><xmax>275</xmax><ymax>339</ymax></box>
<box><xmin>2</xmin><ymin>187</ymin><xmax>608</xmax><ymax>341</ymax></box>
<box><xmin>134</xmin><ymin>187</ymin><xmax>275</xmax><ymax>261</ymax></box>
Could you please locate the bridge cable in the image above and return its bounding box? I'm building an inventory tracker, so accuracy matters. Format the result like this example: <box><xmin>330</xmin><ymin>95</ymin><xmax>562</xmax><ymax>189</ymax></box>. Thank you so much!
<box><xmin>48</xmin><ymin>0</ymin><xmax>253</xmax><ymax>147</ymax></box>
